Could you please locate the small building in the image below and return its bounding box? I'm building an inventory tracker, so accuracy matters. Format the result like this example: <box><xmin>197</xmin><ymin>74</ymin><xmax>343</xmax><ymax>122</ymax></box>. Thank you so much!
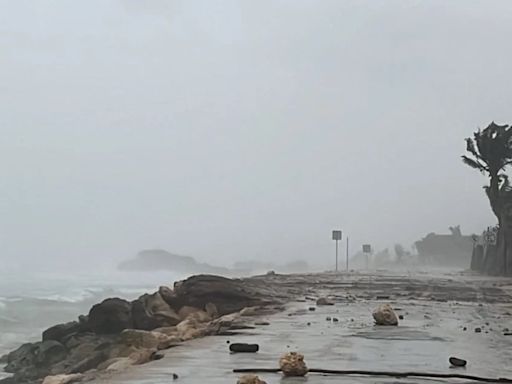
<box><xmin>415</xmin><ymin>226</ymin><xmax>474</xmax><ymax>267</ymax></box>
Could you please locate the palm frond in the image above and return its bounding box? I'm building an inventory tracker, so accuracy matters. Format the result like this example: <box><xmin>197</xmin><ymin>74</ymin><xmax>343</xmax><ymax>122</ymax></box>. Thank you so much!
<box><xmin>465</xmin><ymin>138</ymin><xmax>482</xmax><ymax>160</ymax></box>
<box><xmin>462</xmin><ymin>155</ymin><xmax>488</xmax><ymax>172</ymax></box>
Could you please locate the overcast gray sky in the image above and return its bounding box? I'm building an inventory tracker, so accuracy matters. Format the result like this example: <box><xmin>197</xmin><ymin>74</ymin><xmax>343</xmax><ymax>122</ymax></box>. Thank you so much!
<box><xmin>1</xmin><ymin>0</ymin><xmax>510</xmax><ymax>271</ymax></box>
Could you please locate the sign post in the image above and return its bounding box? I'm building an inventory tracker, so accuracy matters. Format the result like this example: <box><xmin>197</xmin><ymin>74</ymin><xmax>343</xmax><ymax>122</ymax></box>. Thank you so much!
<box><xmin>332</xmin><ymin>230</ymin><xmax>342</xmax><ymax>272</ymax></box>
<box><xmin>362</xmin><ymin>244</ymin><xmax>372</xmax><ymax>269</ymax></box>
<box><xmin>346</xmin><ymin>236</ymin><xmax>349</xmax><ymax>271</ymax></box>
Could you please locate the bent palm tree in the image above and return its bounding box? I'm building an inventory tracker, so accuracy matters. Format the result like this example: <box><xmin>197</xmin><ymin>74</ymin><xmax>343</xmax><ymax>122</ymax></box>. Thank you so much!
<box><xmin>462</xmin><ymin>122</ymin><xmax>512</xmax><ymax>275</ymax></box>
<box><xmin>462</xmin><ymin>122</ymin><xmax>512</xmax><ymax>221</ymax></box>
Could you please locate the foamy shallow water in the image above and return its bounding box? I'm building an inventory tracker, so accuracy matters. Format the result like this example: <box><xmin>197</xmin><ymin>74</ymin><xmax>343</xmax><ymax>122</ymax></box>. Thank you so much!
<box><xmin>0</xmin><ymin>269</ymin><xmax>188</xmax><ymax>360</ymax></box>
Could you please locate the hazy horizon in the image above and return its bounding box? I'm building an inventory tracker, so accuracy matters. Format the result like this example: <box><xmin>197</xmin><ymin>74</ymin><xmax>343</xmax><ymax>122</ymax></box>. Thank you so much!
<box><xmin>1</xmin><ymin>0</ymin><xmax>510</xmax><ymax>272</ymax></box>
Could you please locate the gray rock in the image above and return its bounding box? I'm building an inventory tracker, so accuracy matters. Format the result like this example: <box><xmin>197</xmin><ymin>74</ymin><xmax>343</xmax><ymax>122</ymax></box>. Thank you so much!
<box><xmin>316</xmin><ymin>297</ymin><xmax>334</xmax><ymax>306</ymax></box>
<box><xmin>449</xmin><ymin>356</ymin><xmax>467</xmax><ymax>367</ymax></box>
<box><xmin>162</xmin><ymin>275</ymin><xmax>277</xmax><ymax>316</ymax></box>
<box><xmin>43</xmin><ymin>322</ymin><xmax>83</xmax><ymax>343</ymax></box>
<box><xmin>35</xmin><ymin>341</ymin><xmax>67</xmax><ymax>367</ymax></box>
<box><xmin>87</xmin><ymin>298</ymin><xmax>133</xmax><ymax>334</ymax></box>
<box><xmin>5</xmin><ymin>341</ymin><xmax>67</xmax><ymax>375</ymax></box>
<box><xmin>67</xmin><ymin>351</ymin><xmax>107</xmax><ymax>374</ymax></box>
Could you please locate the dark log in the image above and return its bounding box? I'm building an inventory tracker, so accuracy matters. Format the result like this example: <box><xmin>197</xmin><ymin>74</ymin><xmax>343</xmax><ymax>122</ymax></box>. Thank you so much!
<box><xmin>232</xmin><ymin>368</ymin><xmax>512</xmax><ymax>383</ymax></box>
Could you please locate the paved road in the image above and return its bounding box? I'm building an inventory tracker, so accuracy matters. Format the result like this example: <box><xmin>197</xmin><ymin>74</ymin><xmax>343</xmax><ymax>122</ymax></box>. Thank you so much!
<box><xmin>94</xmin><ymin>270</ymin><xmax>512</xmax><ymax>383</ymax></box>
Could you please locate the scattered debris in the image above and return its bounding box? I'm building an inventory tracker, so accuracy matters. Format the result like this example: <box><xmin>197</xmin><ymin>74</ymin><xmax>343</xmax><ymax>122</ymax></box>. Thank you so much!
<box><xmin>230</xmin><ymin>343</ymin><xmax>259</xmax><ymax>353</ymax></box>
<box><xmin>372</xmin><ymin>304</ymin><xmax>399</xmax><ymax>326</ymax></box>
<box><xmin>449</xmin><ymin>357</ymin><xmax>467</xmax><ymax>367</ymax></box>
<box><xmin>237</xmin><ymin>374</ymin><xmax>267</xmax><ymax>384</ymax></box>
<box><xmin>316</xmin><ymin>297</ymin><xmax>334</xmax><ymax>306</ymax></box>
<box><xmin>279</xmin><ymin>352</ymin><xmax>308</xmax><ymax>377</ymax></box>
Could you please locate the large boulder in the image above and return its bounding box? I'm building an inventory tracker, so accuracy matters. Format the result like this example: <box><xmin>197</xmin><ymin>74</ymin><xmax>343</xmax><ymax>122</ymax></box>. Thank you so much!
<box><xmin>372</xmin><ymin>304</ymin><xmax>399</xmax><ymax>326</ymax></box>
<box><xmin>51</xmin><ymin>333</ymin><xmax>114</xmax><ymax>374</ymax></box>
<box><xmin>87</xmin><ymin>298</ymin><xmax>133</xmax><ymax>334</ymax></box>
<box><xmin>162</xmin><ymin>275</ymin><xmax>275</xmax><ymax>315</ymax></box>
<box><xmin>178</xmin><ymin>306</ymin><xmax>201</xmax><ymax>320</ymax></box>
<box><xmin>5</xmin><ymin>341</ymin><xmax>67</xmax><ymax>375</ymax></box>
<box><xmin>4</xmin><ymin>343</ymin><xmax>38</xmax><ymax>373</ymax></box>
<box><xmin>119</xmin><ymin>329</ymin><xmax>175</xmax><ymax>350</ymax></box>
<box><xmin>132</xmin><ymin>293</ymin><xmax>181</xmax><ymax>330</ymax></box>
<box><xmin>176</xmin><ymin>319</ymin><xmax>208</xmax><ymax>341</ymax></box>
<box><xmin>158</xmin><ymin>286</ymin><xmax>174</xmax><ymax>304</ymax></box>
<box><xmin>36</xmin><ymin>341</ymin><xmax>67</xmax><ymax>367</ymax></box>
<box><xmin>66</xmin><ymin>351</ymin><xmax>107</xmax><ymax>374</ymax></box>
<box><xmin>43</xmin><ymin>322</ymin><xmax>84</xmax><ymax>343</ymax></box>
<box><xmin>279</xmin><ymin>352</ymin><xmax>308</xmax><ymax>377</ymax></box>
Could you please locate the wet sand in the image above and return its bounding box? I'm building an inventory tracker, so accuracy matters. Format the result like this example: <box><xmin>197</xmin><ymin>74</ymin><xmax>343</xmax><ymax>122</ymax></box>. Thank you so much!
<box><xmin>93</xmin><ymin>270</ymin><xmax>512</xmax><ymax>383</ymax></box>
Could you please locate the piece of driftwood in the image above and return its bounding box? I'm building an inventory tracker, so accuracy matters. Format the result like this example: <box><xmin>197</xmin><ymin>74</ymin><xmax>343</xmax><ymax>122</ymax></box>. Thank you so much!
<box><xmin>232</xmin><ymin>368</ymin><xmax>512</xmax><ymax>383</ymax></box>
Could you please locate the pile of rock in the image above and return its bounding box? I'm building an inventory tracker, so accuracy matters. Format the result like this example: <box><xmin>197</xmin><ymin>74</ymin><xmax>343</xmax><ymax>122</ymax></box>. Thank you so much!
<box><xmin>1</xmin><ymin>275</ymin><xmax>279</xmax><ymax>384</ymax></box>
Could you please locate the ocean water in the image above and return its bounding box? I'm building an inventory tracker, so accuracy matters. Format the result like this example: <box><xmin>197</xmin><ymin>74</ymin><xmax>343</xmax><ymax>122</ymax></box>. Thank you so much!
<box><xmin>0</xmin><ymin>269</ymin><xmax>187</xmax><ymax>369</ymax></box>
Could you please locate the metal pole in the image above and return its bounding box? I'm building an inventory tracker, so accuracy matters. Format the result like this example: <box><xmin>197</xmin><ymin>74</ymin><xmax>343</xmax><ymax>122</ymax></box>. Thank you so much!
<box><xmin>346</xmin><ymin>236</ymin><xmax>349</xmax><ymax>271</ymax></box>
<box><xmin>335</xmin><ymin>239</ymin><xmax>338</xmax><ymax>272</ymax></box>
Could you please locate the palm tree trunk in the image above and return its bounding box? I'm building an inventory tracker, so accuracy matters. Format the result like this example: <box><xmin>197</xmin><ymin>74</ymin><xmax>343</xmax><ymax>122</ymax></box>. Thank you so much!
<box><xmin>487</xmin><ymin>173</ymin><xmax>502</xmax><ymax>222</ymax></box>
<box><xmin>501</xmin><ymin>200</ymin><xmax>512</xmax><ymax>276</ymax></box>
<box><xmin>486</xmin><ymin>193</ymin><xmax>512</xmax><ymax>276</ymax></box>
<box><xmin>483</xmin><ymin>174</ymin><xmax>504</xmax><ymax>274</ymax></box>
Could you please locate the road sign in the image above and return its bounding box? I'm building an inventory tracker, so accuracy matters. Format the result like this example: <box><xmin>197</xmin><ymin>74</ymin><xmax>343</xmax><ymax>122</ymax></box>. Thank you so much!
<box><xmin>362</xmin><ymin>244</ymin><xmax>371</xmax><ymax>269</ymax></box>
<box><xmin>484</xmin><ymin>226</ymin><xmax>498</xmax><ymax>245</ymax></box>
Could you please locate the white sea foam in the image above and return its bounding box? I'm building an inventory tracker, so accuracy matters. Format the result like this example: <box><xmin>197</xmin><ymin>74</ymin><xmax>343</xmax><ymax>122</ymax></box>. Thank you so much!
<box><xmin>0</xmin><ymin>269</ymin><xmax>187</xmax><ymax>356</ymax></box>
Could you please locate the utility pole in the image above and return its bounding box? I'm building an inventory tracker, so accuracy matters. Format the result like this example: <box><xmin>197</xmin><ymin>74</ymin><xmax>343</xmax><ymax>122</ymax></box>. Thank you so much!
<box><xmin>336</xmin><ymin>239</ymin><xmax>338</xmax><ymax>272</ymax></box>
<box><xmin>346</xmin><ymin>236</ymin><xmax>349</xmax><ymax>271</ymax></box>
<box><xmin>332</xmin><ymin>230</ymin><xmax>342</xmax><ymax>272</ymax></box>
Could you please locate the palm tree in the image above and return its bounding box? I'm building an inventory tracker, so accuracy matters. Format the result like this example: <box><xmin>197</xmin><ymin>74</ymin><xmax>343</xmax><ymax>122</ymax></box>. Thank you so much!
<box><xmin>462</xmin><ymin>122</ymin><xmax>512</xmax><ymax>275</ymax></box>
<box><xmin>462</xmin><ymin>122</ymin><xmax>512</xmax><ymax>221</ymax></box>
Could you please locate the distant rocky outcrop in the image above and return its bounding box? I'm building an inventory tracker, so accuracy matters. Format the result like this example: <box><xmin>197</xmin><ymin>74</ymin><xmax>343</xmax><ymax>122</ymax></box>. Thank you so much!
<box><xmin>118</xmin><ymin>249</ymin><xmax>230</xmax><ymax>275</ymax></box>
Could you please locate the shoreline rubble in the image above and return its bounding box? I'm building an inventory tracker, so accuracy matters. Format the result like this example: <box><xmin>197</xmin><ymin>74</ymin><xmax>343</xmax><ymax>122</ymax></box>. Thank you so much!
<box><xmin>0</xmin><ymin>274</ymin><xmax>296</xmax><ymax>384</ymax></box>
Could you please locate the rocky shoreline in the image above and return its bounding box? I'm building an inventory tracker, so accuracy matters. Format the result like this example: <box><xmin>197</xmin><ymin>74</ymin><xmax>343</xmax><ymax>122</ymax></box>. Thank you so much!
<box><xmin>0</xmin><ymin>274</ymin><xmax>301</xmax><ymax>384</ymax></box>
<box><xmin>4</xmin><ymin>270</ymin><xmax>512</xmax><ymax>384</ymax></box>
